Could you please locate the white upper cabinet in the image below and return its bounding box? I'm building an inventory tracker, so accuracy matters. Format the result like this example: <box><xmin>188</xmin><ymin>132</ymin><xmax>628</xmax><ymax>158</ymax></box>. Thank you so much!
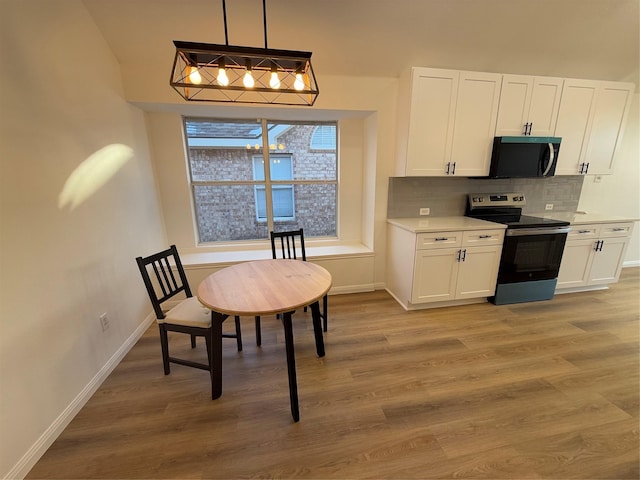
<box><xmin>396</xmin><ymin>66</ymin><xmax>634</xmax><ymax>178</ymax></box>
<box><xmin>450</xmin><ymin>72</ymin><xmax>503</xmax><ymax>176</ymax></box>
<box><xmin>555</xmin><ymin>79</ymin><xmax>634</xmax><ymax>175</ymax></box>
<box><xmin>397</xmin><ymin>67</ymin><xmax>501</xmax><ymax>176</ymax></box>
<box><xmin>495</xmin><ymin>75</ymin><xmax>563</xmax><ymax>136</ymax></box>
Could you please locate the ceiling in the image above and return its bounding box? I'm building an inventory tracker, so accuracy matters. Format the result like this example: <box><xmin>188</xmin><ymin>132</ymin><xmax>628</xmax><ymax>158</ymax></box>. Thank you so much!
<box><xmin>83</xmin><ymin>0</ymin><xmax>639</xmax><ymax>88</ymax></box>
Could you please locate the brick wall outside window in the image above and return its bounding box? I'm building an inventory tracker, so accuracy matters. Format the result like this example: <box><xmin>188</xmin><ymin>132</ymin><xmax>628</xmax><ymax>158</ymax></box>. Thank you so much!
<box><xmin>189</xmin><ymin>125</ymin><xmax>337</xmax><ymax>242</ymax></box>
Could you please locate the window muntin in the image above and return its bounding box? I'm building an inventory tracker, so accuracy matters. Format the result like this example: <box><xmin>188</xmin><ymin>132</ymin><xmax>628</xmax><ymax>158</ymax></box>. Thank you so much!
<box><xmin>185</xmin><ymin>118</ymin><xmax>337</xmax><ymax>243</ymax></box>
<box><xmin>253</xmin><ymin>155</ymin><xmax>294</xmax><ymax>221</ymax></box>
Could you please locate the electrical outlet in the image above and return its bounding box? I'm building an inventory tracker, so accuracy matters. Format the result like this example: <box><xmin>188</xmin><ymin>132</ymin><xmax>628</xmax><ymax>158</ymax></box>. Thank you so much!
<box><xmin>545</xmin><ymin>203</ymin><xmax>554</xmax><ymax>211</ymax></box>
<box><xmin>99</xmin><ymin>313</ymin><xmax>109</xmax><ymax>332</ymax></box>
<box><xmin>419</xmin><ymin>207</ymin><xmax>430</xmax><ymax>216</ymax></box>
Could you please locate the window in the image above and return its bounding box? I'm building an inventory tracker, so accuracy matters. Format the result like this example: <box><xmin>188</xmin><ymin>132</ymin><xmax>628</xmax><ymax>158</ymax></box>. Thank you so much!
<box><xmin>253</xmin><ymin>156</ymin><xmax>294</xmax><ymax>221</ymax></box>
<box><xmin>185</xmin><ymin>118</ymin><xmax>337</xmax><ymax>243</ymax></box>
<box><xmin>310</xmin><ymin>125</ymin><xmax>337</xmax><ymax>150</ymax></box>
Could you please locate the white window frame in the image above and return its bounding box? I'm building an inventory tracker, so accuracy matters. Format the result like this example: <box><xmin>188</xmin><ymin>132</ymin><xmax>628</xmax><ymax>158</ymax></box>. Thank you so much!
<box><xmin>184</xmin><ymin>118</ymin><xmax>338</xmax><ymax>243</ymax></box>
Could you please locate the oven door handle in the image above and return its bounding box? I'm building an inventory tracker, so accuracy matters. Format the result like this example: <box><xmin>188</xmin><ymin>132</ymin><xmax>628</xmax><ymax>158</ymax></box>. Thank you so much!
<box><xmin>506</xmin><ymin>226</ymin><xmax>571</xmax><ymax>236</ymax></box>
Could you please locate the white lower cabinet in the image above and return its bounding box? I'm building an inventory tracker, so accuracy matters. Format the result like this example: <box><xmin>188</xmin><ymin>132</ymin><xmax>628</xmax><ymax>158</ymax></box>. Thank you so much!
<box><xmin>387</xmin><ymin>224</ymin><xmax>504</xmax><ymax>309</ymax></box>
<box><xmin>557</xmin><ymin>222</ymin><xmax>633</xmax><ymax>290</ymax></box>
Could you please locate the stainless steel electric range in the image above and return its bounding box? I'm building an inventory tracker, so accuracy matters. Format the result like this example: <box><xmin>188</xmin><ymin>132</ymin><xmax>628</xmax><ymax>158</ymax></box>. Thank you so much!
<box><xmin>466</xmin><ymin>193</ymin><xmax>571</xmax><ymax>305</ymax></box>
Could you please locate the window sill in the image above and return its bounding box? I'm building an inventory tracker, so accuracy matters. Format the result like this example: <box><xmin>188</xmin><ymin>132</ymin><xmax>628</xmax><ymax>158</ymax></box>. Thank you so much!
<box><xmin>179</xmin><ymin>242</ymin><xmax>373</xmax><ymax>268</ymax></box>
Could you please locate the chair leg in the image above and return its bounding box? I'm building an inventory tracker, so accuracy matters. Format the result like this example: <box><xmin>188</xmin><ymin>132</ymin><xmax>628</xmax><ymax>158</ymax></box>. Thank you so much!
<box><xmin>158</xmin><ymin>323</ymin><xmax>170</xmax><ymax>375</ymax></box>
<box><xmin>282</xmin><ymin>311</ymin><xmax>300</xmax><ymax>422</ymax></box>
<box><xmin>204</xmin><ymin>330</ymin><xmax>212</xmax><ymax>369</ymax></box>
<box><xmin>234</xmin><ymin>316</ymin><xmax>243</xmax><ymax>352</ymax></box>
<box><xmin>255</xmin><ymin>316</ymin><xmax>262</xmax><ymax>346</ymax></box>
<box><xmin>322</xmin><ymin>294</ymin><xmax>328</xmax><ymax>332</ymax></box>
<box><xmin>190</xmin><ymin>334</ymin><xmax>196</xmax><ymax>348</ymax></box>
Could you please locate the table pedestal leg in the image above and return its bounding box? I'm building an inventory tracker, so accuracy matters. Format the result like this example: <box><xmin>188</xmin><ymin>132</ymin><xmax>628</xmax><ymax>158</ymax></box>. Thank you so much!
<box><xmin>210</xmin><ymin>312</ymin><xmax>225</xmax><ymax>400</ymax></box>
<box><xmin>282</xmin><ymin>311</ymin><xmax>299</xmax><ymax>422</ymax></box>
<box><xmin>310</xmin><ymin>301</ymin><xmax>325</xmax><ymax>357</ymax></box>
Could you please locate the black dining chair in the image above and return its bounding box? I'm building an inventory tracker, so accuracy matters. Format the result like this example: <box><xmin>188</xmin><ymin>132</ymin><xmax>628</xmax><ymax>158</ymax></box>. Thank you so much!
<box><xmin>254</xmin><ymin>229</ymin><xmax>328</xmax><ymax>344</ymax></box>
<box><xmin>136</xmin><ymin>245</ymin><xmax>243</xmax><ymax>390</ymax></box>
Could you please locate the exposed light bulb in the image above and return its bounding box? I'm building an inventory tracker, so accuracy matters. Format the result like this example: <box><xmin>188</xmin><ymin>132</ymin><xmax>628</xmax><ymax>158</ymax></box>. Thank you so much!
<box><xmin>278</xmin><ymin>143</ymin><xmax>284</xmax><ymax>150</ymax></box>
<box><xmin>246</xmin><ymin>144</ymin><xmax>251</xmax><ymax>149</ymax></box>
<box><xmin>270</xmin><ymin>144</ymin><xmax>276</xmax><ymax>150</ymax></box>
<box><xmin>294</xmin><ymin>73</ymin><xmax>304</xmax><ymax>91</ymax></box>
<box><xmin>243</xmin><ymin>70</ymin><xmax>255</xmax><ymax>88</ymax></box>
<box><xmin>217</xmin><ymin>67</ymin><xmax>229</xmax><ymax>86</ymax></box>
<box><xmin>269</xmin><ymin>71</ymin><xmax>280</xmax><ymax>89</ymax></box>
<box><xmin>188</xmin><ymin>66</ymin><xmax>202</xmax><ymax>85</ymax></box>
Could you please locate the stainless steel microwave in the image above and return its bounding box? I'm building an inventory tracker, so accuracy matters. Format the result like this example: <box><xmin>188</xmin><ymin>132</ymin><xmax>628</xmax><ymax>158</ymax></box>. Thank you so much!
<box><xmin>488</xmin><ymin>136</ymin><xmax>561</xmax><ymax>178</ymax></box>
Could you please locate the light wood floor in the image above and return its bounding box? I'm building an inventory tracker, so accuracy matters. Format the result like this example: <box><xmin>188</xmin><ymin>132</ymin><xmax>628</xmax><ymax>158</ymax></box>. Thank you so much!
<box><xmin>27</xmin><ymin>268</ymin><xmax>639</xmax><ymax>479</ymax></box>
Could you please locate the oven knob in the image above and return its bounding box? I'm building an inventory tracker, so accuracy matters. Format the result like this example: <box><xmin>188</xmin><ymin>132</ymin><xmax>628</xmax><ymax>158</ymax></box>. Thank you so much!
<box><xmin>513</xmin><ymin>196</ymin><xmax>518</xmax><ymax>201</ymax></box>
<box><xmin>519</xmin><ymin>196</ymin><xmax>524</xmax><ymax>201</ymax></box>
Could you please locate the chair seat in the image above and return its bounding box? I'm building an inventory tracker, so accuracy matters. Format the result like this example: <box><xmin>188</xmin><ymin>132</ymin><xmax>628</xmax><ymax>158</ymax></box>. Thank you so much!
<box><xmin>162</xmin><ymin>297</ymin><xmax>211</xmax><ymax>328</ymax></box>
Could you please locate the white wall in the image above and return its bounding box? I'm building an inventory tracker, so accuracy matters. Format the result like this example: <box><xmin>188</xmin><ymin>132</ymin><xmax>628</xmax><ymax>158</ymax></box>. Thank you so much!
<box><xmin>137</xmin><ymin>72</ymin><xmax>398</xmax><ymax>290</ymax></box>
<box><xmin>0</xmin><ymin>1</ymin><xmax>166</xmax><ymax>477</ymax></box>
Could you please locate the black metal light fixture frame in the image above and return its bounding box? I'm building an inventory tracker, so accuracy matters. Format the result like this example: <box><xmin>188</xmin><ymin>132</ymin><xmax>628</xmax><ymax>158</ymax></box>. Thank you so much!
<box><xmin>170</xmin><ymin>0</ymin><xmax>319</xmax><ymax>106</ymax></box>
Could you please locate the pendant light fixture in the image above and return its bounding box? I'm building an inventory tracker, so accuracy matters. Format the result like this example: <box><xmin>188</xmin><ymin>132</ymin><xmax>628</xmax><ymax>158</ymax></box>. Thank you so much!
<box><xmin>170</xmin><ymin>0</ymin><xmax>319</xmax><ymax>106</ymax></box>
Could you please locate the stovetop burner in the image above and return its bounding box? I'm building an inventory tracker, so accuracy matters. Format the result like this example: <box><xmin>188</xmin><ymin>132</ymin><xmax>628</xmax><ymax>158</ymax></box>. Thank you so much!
<box><xmin>465</xmin><ymin>192</ymin><xmax>570</xmax><ymax>229</ymax></box>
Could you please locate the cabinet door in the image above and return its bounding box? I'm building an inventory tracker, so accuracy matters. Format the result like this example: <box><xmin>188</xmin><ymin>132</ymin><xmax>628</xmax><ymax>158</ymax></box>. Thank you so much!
<box><xmin>495</xmin><ymin>75</ymin><xmax>533</xmax><ymax>136</ymax></box>
<box><xmin>412</xmin><ymin>247</ymin><xmax>459</xmax><ymax>303</ymax></box>
<box><xmin>589</xmin><ymin>237</ymin><xmax>629</xmax><ymax>285</ymax></box>
<box><xmin>528</xmin><ymin>77</ymin><xmax>563</xmax><ymax>136</ymax></box>
<box><xmin>557</xmin><ymin>239</ymin><xmax>595</xmax><ymax>289</ymax></box>
<box><xmin>582</xmin><ymin>82</ymin><xmax>634</xmax><ymax>175</ymax></box>
<box><xmin>554</xmin><ymin>79</ymin><xmax>599</xmax><ymax>175</ymax></box>
<box><xmin>405</xmin><ymin>69</ymin><xmax>458</xmax><ymax>176</ymax></box>
<box><xmin>455</xmin><ymin>245</ymin><xmax>501</xmax><ymax>299</ymax></box>
<box><xmin>450</xmin><ymin>71</ymin><xmax>502</xmax><ymax>176</ymax></box>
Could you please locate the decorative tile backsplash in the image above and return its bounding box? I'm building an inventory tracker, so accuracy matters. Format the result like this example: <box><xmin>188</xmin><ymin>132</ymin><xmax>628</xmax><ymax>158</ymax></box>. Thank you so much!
<box><xmin>387</xmin><ymin>176</ymin><xmax>585</xmax><ymax>218</ymax></box>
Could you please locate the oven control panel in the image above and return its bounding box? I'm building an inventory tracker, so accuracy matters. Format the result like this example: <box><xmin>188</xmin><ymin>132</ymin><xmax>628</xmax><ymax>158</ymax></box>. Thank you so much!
<box><xmin>468</xmin><ymin>193</ymin><xmax>526</xmax><ymax>208</ymax></box>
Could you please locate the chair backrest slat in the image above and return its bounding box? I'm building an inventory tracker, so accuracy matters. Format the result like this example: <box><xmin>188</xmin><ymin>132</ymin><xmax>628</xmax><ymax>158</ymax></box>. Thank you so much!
<box><xmin>271</xmin><ymin>229</ymin><xmax>306</xmax><ymax>261</ymax></box>
<box><xmin>136</xmin><ymin>245</ymin><xmax>192</xmax><ymax>319</ymax></box>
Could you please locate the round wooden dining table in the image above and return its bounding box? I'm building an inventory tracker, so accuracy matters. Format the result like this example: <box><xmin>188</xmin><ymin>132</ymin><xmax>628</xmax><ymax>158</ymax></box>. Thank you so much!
<box><xmin>197</xmin><ymin>259</ymin><xmax>332</xmax><ymax>421</ymax></box>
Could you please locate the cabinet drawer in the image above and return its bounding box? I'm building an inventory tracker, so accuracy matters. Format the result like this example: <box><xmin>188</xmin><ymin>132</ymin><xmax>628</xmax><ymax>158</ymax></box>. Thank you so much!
<box><xmin>462</xmin><ymin>229</ymin><xmax>504</xmax><ymax>246</ymax></box>
<box><xmin>567</xmin><ymin>225</ymin><xmax>600</xmax><ymax>239</ymax></box>
<box><xmin>599</xmin><ymin>222</ymin><xmax>633</xmax><ymax>238</ymax></box>
<box><xmin>416</xmin><ymin>231</ymin><xmax>463</xmax><ymax>249</ymax></box>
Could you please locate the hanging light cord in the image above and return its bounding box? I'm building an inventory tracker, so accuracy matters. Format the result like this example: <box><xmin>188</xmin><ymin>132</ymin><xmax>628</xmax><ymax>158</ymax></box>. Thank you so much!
<box><xmin>262</xmin><ymin>0</ymin><xmax>268</xmax><ymax>48</ymax></box>
<box><xmin>222</xmin><ymin>0</ymin><xmax>229</xmax><ymax>45</ymax></box>
<box><xmin>220</xmin><ymin>0</ymin><xmax>268</xmax><ymax>48</ymax></box>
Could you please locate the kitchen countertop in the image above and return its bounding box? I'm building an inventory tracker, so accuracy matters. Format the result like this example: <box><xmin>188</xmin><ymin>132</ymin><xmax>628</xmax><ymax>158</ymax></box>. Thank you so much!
<box><xmin>387</xmin><ymin>216</ymin><xmax>506</xmax><ymax>233</ymax></box>
<box><xmin>530</xmin><ymin>212</ymin><xmax>640</xmax><ymax>225</ymax></box>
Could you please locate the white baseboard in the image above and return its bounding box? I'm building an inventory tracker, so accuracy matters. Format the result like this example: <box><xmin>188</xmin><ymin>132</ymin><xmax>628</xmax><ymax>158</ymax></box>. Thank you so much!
<box><xmin>6</xmin><ymin>313</ymin><xmax>156</xmax><ymax>480</ymax></box>
<box><xmin>623</xmin><ymin>260</ymin><xmax>640</xmax><ymax>267</ymax></box>
<box><xmin>329</xmin><ymin>283</ymin><xmax>375</xmax><ymax>295</ymax></box>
